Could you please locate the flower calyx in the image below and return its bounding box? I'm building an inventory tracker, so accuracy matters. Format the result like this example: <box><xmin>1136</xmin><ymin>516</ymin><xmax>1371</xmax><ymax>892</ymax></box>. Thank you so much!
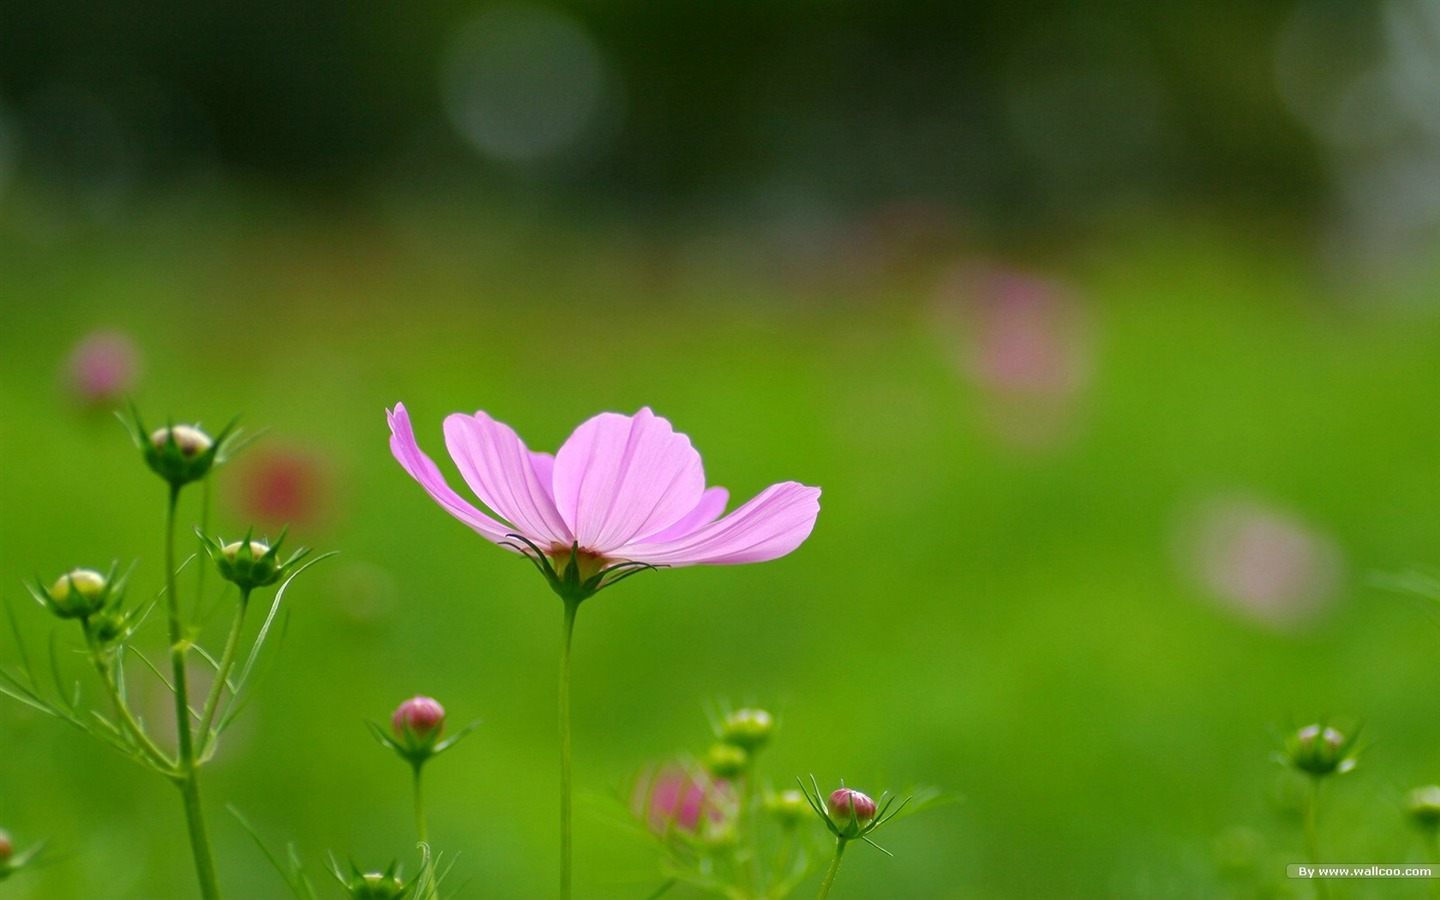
<box><xmin>503</xmin><ymin>536</ymin><xmax>659</xmax><ymax>606</ymax></box>
<box><xmin>334</xmin><ymin>860</ymin><xmax>411</xmax><ymax>900</ymax></box>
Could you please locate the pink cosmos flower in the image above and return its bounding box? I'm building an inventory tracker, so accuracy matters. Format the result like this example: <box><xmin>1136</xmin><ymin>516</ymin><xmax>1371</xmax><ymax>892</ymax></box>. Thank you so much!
<box><xmin>632</xmin><ymin>765</ymin><xmax>735</xmax><ymax>835</ymax></box>
<box><xmin>387</xmin><ymin>404</ymin><xmax>820</xmax><ymax>598</ymax></box>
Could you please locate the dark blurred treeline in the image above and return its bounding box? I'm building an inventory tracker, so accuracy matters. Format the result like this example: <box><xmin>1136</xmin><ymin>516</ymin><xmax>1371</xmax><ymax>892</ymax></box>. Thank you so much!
<box><xmin>0</xmin><ymin>0</ymin><xmax>1368</xmax><ymax>225</ymax></box>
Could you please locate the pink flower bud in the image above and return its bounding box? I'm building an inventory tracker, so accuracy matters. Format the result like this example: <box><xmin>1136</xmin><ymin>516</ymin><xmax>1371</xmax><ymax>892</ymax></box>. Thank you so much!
<box><xmin>392</xmin><ymin>695</ymin><xmax>445</xmax><ymax>740</ymax></box>
<box><xmin>828</xmin><ymin>788</ymin><xmax>877</xmax><ymax>825</ymax></box>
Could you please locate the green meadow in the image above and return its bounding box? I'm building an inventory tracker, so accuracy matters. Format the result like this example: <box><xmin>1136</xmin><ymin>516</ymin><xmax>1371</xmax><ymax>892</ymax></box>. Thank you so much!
<box><xmin>2</xmin><ymin>198</ymin><xmax>1438</xmax><ymax>899</ymax></box>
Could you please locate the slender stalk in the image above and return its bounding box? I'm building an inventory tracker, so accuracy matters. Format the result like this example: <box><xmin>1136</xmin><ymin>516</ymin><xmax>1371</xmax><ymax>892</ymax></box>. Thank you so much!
<box><xmin>559</xmin><ymin>597</ymin><xmax>580</xmax><ymax>900</ymax></box>
<box><xmin>814</xmin><ymin>838</ymin><xmax>847</xmax><ymax>900</ymax></box>
<box><xmin>413</xmin><ymin>764</ymin><xmax>429</xmax><ymax>845</ymax></box>
<box><xmin>82</xmin><ymin>621</ymin><xmax>173</xmax><ymax>772</ymax></box>
<box><xmin>194</xmin><ymin>588</ymin><xmax>251</xmax><ymax>758</ymax></box>
<box><xmin>1305</xmin><ymin>776</ymin><xmax>1327</xmax><ymax>900</ymax></box>
<box><xmin>164</xmin><ymin>484</ymin><xmax>223</xmax><ymax>900</ymax></box>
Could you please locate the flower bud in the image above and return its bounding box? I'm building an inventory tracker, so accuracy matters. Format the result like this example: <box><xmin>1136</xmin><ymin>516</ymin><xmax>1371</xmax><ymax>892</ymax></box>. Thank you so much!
<box><xmin>765</xmin><ymin>789</ymin><xmax>809</xmax><ymax>827</ymax></box>
<box><xmin>392</xmin><ymin>696</ymin><xmax>446</xmax><ymax>742</ymax></box>
<box><xmin>345</xmin><ymin>871</ymin><xmax>409</xmax><ymax>900</ymax></box>
<box><xmin>720</xmin><ymin>708</ymin><xmax>774</xmax><ymax>752</ymax></box>
<box><xmin>633</xmin><ymin>766</ymin><xmax>734</xmax><ymax>835</ymax></box>
<box><xmin>144</xmin><ymin>423</ymin><xmax>220</xmax><ymax>487</ymax></box>
<box><xmin>704</xmin><ymin>742</ymin><xmax>748</xmax><ymax>780</ymax></box>
<box><xmin>215</xmin><ymin>540</ymin><xmax>283</xmax><ymax>589</ymax></box>
<box><xmin>1406</xmin><ymin>785</ymin><xmax>1440</xmax><ymax>833</ymax></box>
<box><xmin>1284</xmin><ymin>724</ymin><xmax>1357</xmax><ymax>777</ymax></box>
<box><xmin>0</xmin><ymin>829</ymin><xmax>11</xmax><ymax>863</ymax></box>
<box><xmin>46</xmin><ymin>569</ymin><xmax>109</xmax><ymax>619</ymax></box>
<box><xmin>828</xmin><ymin>788</ymin><xmax>877</xmax><ymax>836</ymax></box>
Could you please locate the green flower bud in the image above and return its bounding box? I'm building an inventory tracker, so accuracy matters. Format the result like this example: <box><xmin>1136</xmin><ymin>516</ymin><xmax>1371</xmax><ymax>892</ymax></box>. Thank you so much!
<box><xmin>1284</xmin><ymin>724</ymin><xmax>1358</xmax><ymax>777</ymax></box>
<box><xmin>346</xmin><ymin>871</ymin><xmax>409</xmax><ymax>900</ymax></box>
<box><xmin>145</xmin><ymin>423</ymin><xmax>222</xmax><ymax>487</ymax></box>
<box><xmin>46</xmin><ymin>569</ymin><xmax>109</xmax><ymax>619</ymax></box>
<box><xmin>704</xmin><ymin>742</ymin><xmax>748</xmax><ymax>780</ymax></box>
<box><xmin>720</xmin><ymin>708</ymin><xmax>774</xmax><ymax>752</ymax></box>
<box><xmin>218</xmin><ymin>540</ymin><xmax>282</xmax><ymax>589</ymax></box>
<box><xmin>765</xmin><ymin>788</ymin><xmax>809</xmax><ymax>827</ymax></box>
<box><xmin>1406</xmin><ymin>785</ymin><xmax>1440</xmax><ymax>833</ymax></box>
<box><xmin>200</xmin><ymin>530</ymin><xmax>308</xmax><ymax>594</ymax></box>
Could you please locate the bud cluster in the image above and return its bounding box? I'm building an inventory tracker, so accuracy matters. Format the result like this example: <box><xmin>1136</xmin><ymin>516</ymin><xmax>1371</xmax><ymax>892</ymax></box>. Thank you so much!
<box><xmin>700</xmin><ymin>707</ymin><xmax>776</xmax><ymax>782</ymax></box>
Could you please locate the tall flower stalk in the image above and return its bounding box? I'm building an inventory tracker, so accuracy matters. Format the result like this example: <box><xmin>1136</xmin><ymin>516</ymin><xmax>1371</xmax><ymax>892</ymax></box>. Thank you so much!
<box><xmin>388</xmin><ymin>405</ymin><xmax>820</xmax><ymax>898</ymax></box>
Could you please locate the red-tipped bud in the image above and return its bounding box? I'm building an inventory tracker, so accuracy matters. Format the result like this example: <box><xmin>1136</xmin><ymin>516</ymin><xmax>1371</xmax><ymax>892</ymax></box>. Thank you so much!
<box><xmin>0</xmin><ymin>828</ymin><xmax>12</xmax><ymax>863</ymax></box>
<box><xmin>392</xmin><ymin>696</ymin><xmax>445</xmax><ymax>741</ymax></box>
<box><xmin>828</xmin><ymin>788</ymin><xmax>877</xmax><ymax>828</ymax></box>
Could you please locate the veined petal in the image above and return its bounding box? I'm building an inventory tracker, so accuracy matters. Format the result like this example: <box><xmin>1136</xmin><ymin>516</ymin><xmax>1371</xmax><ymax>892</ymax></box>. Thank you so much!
<box><xmin>444</xmin><ymin>412</ymin><xmax>572</xmax><ymax>546</ymax></box>
<box><xmin>615</xmin><ymin>482</ymin><xmax>820</xmax><ymax>566</ymax></box>
<box><xmin>553</xmin><ymin>408</ymin><xmax>706</xmax><ymax>552</ymax></box>
<box><xmin>635</xmin><ymin>486</ymin><xmax>729</xmax><ymax>543</ymax></box>
<box><xmin>529</xmin><ymin>451</ymin><xmax>557</xmax><ymax>504</ymax></box>
<box><xmin>387</xmin><ymin>404</ymin><xmax>517</xmax><ymax>546</ymax></box>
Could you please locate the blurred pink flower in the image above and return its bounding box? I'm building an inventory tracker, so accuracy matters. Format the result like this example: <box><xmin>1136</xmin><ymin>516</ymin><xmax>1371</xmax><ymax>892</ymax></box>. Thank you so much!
<box><xmin>388</xmin><ymin>405</ymin><xmax>820</xmax><ymax>587</ymax></box>
<box><xmin>1176</xmin><ymin>496</ymin><xmax>1342</xmax><ymax>629</ymax></box>
<box><xmin>230</xmin><ymin>447</ymin><xmax>332</xmax><ymax>531</ymax></box>
<box><xmin>632</xmin><ymin>766</ymin><xmax>734</xmax><ymax>835</ymax></box>
<box><xmin>934</xmin><ymin>266</ymin><xmax>1092</xmax><ymax>448</ymax></box>
<box><xmin>64</xmin><ymin>330</ymin><xmax>140</xmax><ymax>408</ymax></box>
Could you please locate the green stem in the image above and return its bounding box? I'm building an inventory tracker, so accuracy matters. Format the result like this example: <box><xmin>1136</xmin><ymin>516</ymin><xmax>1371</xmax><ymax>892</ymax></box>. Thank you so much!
<box><xmin>814</xmin><ymin>838</ymin><xmax>847</xmax><ymax>900</ymax></box>
<box><xmin>1305</xmin><ymin>776</ymin><xmax>1326</xmax><ymax>900</ymax></box>
<box><xmin>413</xmin><ymin>763</ymin><xmax>429</xmax><ymax>846</ymax></box>
<box><xmin>82</xmin><ymin>620</ymin><xmax>173</xmax><ymax>772</ymax></box>
<box><xmin>165</xmin><ymin>484</ymin><xmax>223</xmax><ymax>900</ymax></box>
<box><xmin>559</xmin><ymin>598</ymin><xmax>580</xmax><ymax>900</ymax></box>
<box><xmin>194</xmin><ymin>588</ymin><xmax>251</xmax><ymax>760</ymax></box>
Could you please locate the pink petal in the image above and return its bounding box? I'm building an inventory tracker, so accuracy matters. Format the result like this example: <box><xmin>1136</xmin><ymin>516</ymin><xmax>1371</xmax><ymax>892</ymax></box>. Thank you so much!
<box><xmin>530</xmin><ymin>451</ymin><xmax>557</xmax><ymax>504</ymax></box>
<box><xmin>387</xmin><ymin>404</ymin><xmax>517</xmax><ymax>546</ymax></box>
<box><xmin>616</xmin><ymin>482</ymin><xmax>820</xmax><ymax>566</ymax></box>
<box><xmin>444</xmin><ymin>412</ymin><xmax>572</xmax><ymax>546</ymax></box>
<box><xmin>552</xmin><ymin>408</ymin><xmax>707</xmax><ymax>553</ymax></box>
<box><xmin>636</xmin><ymin>486</ymin><xmax>729</xmax><ymax>543</ymax></box>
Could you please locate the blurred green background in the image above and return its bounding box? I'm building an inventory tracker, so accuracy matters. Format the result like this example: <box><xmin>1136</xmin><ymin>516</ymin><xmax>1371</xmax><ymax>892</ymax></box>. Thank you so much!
<box><xmin>2</xmin><ymin>1</ymin><xmax>1439</xmax><ymax>898</ymax></box>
